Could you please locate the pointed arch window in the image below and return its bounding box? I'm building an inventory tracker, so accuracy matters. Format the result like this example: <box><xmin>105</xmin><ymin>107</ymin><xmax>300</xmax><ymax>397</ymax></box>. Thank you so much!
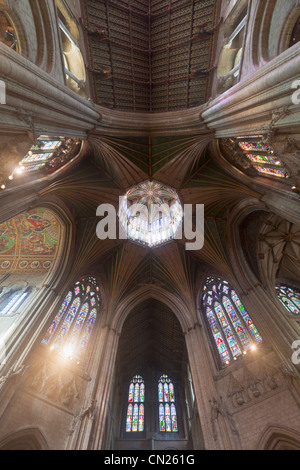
<box><xmin>158</xmin><ymin>375</ymin><xmax>178</xmax><ymax>433</ymax></box>
<box><xmin>202</xmin><ymin>276</ymin><xmax>263</xmax><ymax>365</ymax></box>
<box><xmin>41</xmin><ymin>276</ymin><xmax>100</xmax><ymax>363</ymax></box>
<box><xmin>0</xmin><ymin>289</ymin><xmax>29</xmax><ymax>316</ymax></box>
<box><xmin>236</xmin><ymin>137</ymin><xmax>287</xmax><ymax>179</ymax></box>
<box><xmin>275</xmin><ymin>285</ymin><xmax>300</xmax><ymax>315</ymax></box>
<box><xmin>126</xmin><ymin>375</ymin><xmax>145</xmax><ymax>432</ymax></box>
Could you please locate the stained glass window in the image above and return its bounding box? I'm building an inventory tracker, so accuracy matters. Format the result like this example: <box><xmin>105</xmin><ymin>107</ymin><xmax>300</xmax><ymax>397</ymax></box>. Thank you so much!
<box><xmin>41</xmin><ymin>277</ymin><xmax>100</xmax><ymax>363</ymax></box>
<box><xmin>202</xmin><ymin>277</ymin><xmax>263</xmax><ymax>365</ymax></box>
<box><xmin>0</xmin><ymin>290</ymin><xmax>29</xmax><ymax>316</ymax></box>
<box><xmin>19</xmin><ymin>137</ymin><xmax>64</xmax><ymax>172</ymax></box>
<box><xmin>158</xmin><ymin>375</ymin><xmax>178</xmax><ymax>432</ymax></box>
<box><xmin>126</xmin><ymin>375</ymin><xmax>145</xmax><ymax>432</ymax></box>
<box><xmin>275</xmin><ymin>285</ymin><xmax>300</xmax><ymax>315</ymax></box>
<box><xmin>236</xmin><ymin>137</ymin><xmax>287</xmax><ymax>179</ymax></box>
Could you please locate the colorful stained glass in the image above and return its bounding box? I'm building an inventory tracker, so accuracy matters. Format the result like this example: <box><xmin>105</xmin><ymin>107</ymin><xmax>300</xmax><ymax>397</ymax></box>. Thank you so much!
<box><xmin>164</xmin><ymin>383</ymin><xmax>169</xmax><ymax>402</ymax></box>
<box><xmin>159</xmin><ymin>404</ymin><xmax>165</xmax><ymax>432</ymax></box>
<box><xmin>214</xmin><ymin>302</ymin><xmax>241</xmax><ymax>358</ymax></box>
<box><xmin>140</xmin><ymin>383</ymin><xmax>145</xmax><ymax>402</ymax></box>
<box><xmin>165</xmin><ymin>404</ymin><xmax>171</xmax><ymax>432</ymax></box>
<box><xmin>22</xmin><ymin>152</ymin><xmax>54</xmax><ymax>163</ymax></box>
<box><xmin>128</xmin><ymin>383</ymin><xmax>134</xmax><ymax>402</ymax></box>
<box><xmin>276</xmin><ymin>285</ymin><xmax>300</xmax><ymax>314</ymax></box>
<box><xmin>126</xmin><ymin>404</ymin><xmax>133</xmax><ymax>432</ymax></box>
<box><xmin>291</xmin><ymin>296</ymin><xmax>300</xmax><ymax>311</ymax></box>
<box><xmin>253</xmin><ymin>165</ymin><xmax>285</xmax><ymax>178</ymax></box>
<box><xmin>0</xmin><ymin>291</ymin><xmax>28</xmax><ymax>316</ymax></box>
<box><xmin>53</xmin><ymin>297</ymin><xmax>81</xmax><ymax>351</ymax></box>
<box><xmin>42</xmin><ymin>291</ymin><xmax>72</xmax><ymax>345</ymax></box>
<box><xmin>158</xmin><ymin>382</ymin><xmax>163</xmax><ymax>402</ymax></box>
<box><xmin>20</xmin><ymin>137</ymin><xmax>64</xmax><ymax>172</ymax></box>
<box><xmin>281</xmin><ymin>297</ymin><xmax>299</xmax><ymax>314</ymax></box>
<box><xmin>139</xmin><ymin>404</ymin><xmax>144</xmax><ymax>432</ymax></box>
<box><xmin>42</xmin><ymin>277</ymin><xmax>100</xmax><ymax>362</ymax></box>
<box><xmin>223</xmin><ymin>297</ymin><xmax>251</xmax><ymax>349</ymax></box>
<box><xmin>206</xmin><ymin>307</ymin><xmax>231</xmax><ymax>363</ymax></box>
<box><xmin>77</xmin><ymin>308</ymin><xmax>97</xmax><ymax>360</ymax></box>
<box><xmin>238</xmin><ymin>142</ymin><xmax>270</xmax><ymax>152</ymax></box>
<box><xmin>65</xmin><ymin>302</ymin><xmax>89</xmax><ymax>355</ymax></box>
<box><xmin>237</xmin><ymin>140</ymin><xmax>286</xmax><ymax>179</ymax></box>
<box><xmin>231</xmin><ymin>291</ymin><xmax>263</xmax><ymax>342</ymax></box>
<box><xmin>171</xmin><ymin>404</ymin><xmax>178</xmax><ymax>432</ymax></box>
<box><xmin>246</xmin><ymin>154</ymin><xmax>278</xmax><ymax>164</ymax></box>
<box><xmin>158</xmin><ymin>375</ymin><xmax>178</xmax><ymax>433</ymax></box>
<box><xmin>134</xmin><ymin>383</ymin><xmax>140</xmax><ymax>402</ymax></box>
<box><xmin>126</xmin><ymin>376</ymin><xmax>145</xmax><ymax>432</ymax></box>
<box><xmin>202</xmin><ymin>277</ymin><xmax>262</xmax><ymax>365</ymax></box>
<box><xmin>132</xmin><ymin>404</ymin><xmax>139</xmax><ymax>432</ymax></box>
<box><xmin>169</xmin><ymin>383</ymin><xmax>175</xmax><ymax>402</ymax></box>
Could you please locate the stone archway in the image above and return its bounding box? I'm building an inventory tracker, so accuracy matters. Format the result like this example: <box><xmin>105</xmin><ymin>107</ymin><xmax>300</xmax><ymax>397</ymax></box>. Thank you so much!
<box><xmin>0</xmin><ymin>427</ymin><xmax>49</xmax><ymax>450</ymax></box>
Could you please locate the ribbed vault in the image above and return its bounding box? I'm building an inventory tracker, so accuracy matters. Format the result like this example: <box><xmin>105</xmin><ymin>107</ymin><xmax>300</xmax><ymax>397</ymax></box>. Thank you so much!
<box><xmin>115</xmin><ymin>298</ymin><xmax>188</xmax><ymax>379</ymax></box>
<box><xmin>40</xmin><ymin>133</ymin><xmax>263</xmax><ymax>312</ymax></box>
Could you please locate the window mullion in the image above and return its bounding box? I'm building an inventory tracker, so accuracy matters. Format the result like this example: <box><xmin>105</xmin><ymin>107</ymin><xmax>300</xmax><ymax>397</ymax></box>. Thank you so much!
<box><xmin>219</xmin><ymin>297</ymin><xmax>245</xmax><ymax>354</ymax></box>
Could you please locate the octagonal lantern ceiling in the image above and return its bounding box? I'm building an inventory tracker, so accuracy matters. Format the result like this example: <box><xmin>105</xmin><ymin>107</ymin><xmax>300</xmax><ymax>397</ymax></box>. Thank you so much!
<box><xmin>118</xmin><ymin>180</ymin><xmax>183</xmax><ymax>248</ymax></box>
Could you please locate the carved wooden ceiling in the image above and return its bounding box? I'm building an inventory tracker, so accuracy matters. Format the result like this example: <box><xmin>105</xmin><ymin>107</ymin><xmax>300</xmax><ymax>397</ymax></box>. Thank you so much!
<box><xmin>81</xmin><ymin>0</ymin><xmax>220</xmax><ymax>111</ymax></box>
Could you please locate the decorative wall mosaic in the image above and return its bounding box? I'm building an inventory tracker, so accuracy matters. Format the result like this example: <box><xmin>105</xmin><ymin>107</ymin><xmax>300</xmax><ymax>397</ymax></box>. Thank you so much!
<box><xmin>0</xmin><ymin>208</ymin><xmax>61</xmax><ymax>273</ymax></box>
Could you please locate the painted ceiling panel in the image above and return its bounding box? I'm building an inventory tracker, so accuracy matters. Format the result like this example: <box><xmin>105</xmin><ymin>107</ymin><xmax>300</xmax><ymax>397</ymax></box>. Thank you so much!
<box><xmin>82</xmin><ymin>0</ymin><xmax>219</xmax><ymax>111</ymax></box>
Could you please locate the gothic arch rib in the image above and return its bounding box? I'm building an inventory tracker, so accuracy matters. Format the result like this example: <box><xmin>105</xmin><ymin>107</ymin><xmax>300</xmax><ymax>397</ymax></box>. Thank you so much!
<box><xmin>256</xmin><ymin>424</ymin><xmax>300</xmax><ymax>450</ymax></box>
<box><xmin>0</xmin><ymin>427</ymin><xmax>49</xmax><ymax>450</ymax></box>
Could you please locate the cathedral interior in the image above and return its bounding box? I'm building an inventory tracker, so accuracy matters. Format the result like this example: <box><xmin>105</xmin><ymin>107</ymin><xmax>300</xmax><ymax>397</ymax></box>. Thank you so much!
<box><xmin>0</xmin><ymin>0</ymin><xmax>300</xmax><ymax>451</ymax></box>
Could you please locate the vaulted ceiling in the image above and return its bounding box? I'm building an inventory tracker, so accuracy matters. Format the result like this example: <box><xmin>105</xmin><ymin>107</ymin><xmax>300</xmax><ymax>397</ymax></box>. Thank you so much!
<box><xmin>40</xmin><ymin>133</ymin><xmax>262</xmax><ymax>314</ymax></box>
<box><xmin>115</xmin><ymin>298</ymin><xmax>188</xmax><ymax>379</ymax></box>
<box><xmin>81</xmin><ymin>0</ymin><xmax>220</xmax><ymax>111</ymax></box>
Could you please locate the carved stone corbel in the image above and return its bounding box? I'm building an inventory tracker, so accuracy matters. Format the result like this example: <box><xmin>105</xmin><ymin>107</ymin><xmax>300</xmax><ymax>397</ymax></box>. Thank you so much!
<box><xmin>260</xmin><ymin>106</ymin><xmax>290</xmax><ymax>148</ymax></box>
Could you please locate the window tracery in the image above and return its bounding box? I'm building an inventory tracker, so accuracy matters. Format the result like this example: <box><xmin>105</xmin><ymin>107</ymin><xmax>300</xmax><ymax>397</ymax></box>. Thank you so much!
<box><xmin>41</xmin><ymin>276</ymin><xmax>100</xmax><ymax>364</ymax></box>
<box><xmin>202</xmin><ymin>276</ymin><xmax>263</xmax><ymax>365</ymax></box>
<box><xmin>275</xmin><ymin>285</ymin><xmax>300</xmax><ymax>315</ymax></box>
<box><xmin>158</xmin><ymin>374</ymin><xmax>178</xmax><ymax>433</ymax></box>
<box><xmin>126</xmin><ymin>375</ymin><xmax>145</xmax><ymax>432</ymax></box>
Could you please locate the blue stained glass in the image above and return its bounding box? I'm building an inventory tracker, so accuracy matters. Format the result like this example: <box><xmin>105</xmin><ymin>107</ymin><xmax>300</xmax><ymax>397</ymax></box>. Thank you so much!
<box><xmin>206</xmin><ymin>307</ymin><xmax>231</xmax><ymax>363</ymax></box>
<box><xmin>231</xmin><ymin>291</ymin><xmax>263</xmax><ymax>342</ymax></box>
<box><xmin>126</xmin><ymin>376</ymin><xmax>145</xmax><ymax>432</ymax></box>
<box><xmin>126</xmin><ymin>404</ymin><xmax>133</xmax><ymax>432</ymax></box>
<box><xmin>158</xmin><ymin>375</ymin><xmax>178</xmax><ymax>432</ymax></box>
<box><xmin>76</xmin><ymin>308</ymin><xmax>97</xmax><ymax>360</ymax></box>
<box><xmin>53</xmin><ymin>297</ymin><xmax>81</xmax><ymax>351</ymax></box>
<box><xmin>42</xmin><ymin>277</ymin><xmax>100</xmax><ymax>362</ymax></box>
<box><xmin>42</xmin><ymin>291</ymin><xmax>72</xmax><ymax>345</ymax></box>
<box><xmin>202</xmin><ymin>277</ymin><xmax>263</xmax><ymax>364</ymax></box>
<box><xmin>223</xmin><ymin>296</ymin><xmax>251</xmax><ymax>349</ymax></box>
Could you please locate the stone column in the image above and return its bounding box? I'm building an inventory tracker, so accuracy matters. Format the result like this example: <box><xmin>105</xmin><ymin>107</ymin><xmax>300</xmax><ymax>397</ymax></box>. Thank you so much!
<box><xmin>184</xmin><ymin>322</ymin><xmax>241</xmax><ymax>450</ymax></box>
<box><xmin>239</xmin><ymin>284</ymin><xmax>300</xmax><ymax>371</ymax></box>
<box><xmin>66</xmin><ymin>321</ymin><xmax>120</xmax><ymax>450</ymax></box>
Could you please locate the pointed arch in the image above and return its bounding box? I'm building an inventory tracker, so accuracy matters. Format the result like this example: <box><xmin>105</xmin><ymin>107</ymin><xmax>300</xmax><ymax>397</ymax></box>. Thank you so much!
<box><xmin>275</xmin><ymin>284</ymin><xmax>300</xmax><ymax>315</ymax></box>
<box><xmin>201</xmin><ymin>276</ymin><xmax>262</xmax><ymax>366</ymax></box>
<box><xmin>125</xmin><ymin>375</ymin><xmax>145</xmax><ymax>433</ymax></box>
<box><xmin>256</xmin><ymin>424</ymin><xmax>300</xmax><ymax>450</ymax></box>
<box><xmin>41</xmin><ymin>276</ymin><xmax>101</xmax><ymax>364</ymax></box>
<box><xmin>0</xmin><ymin>427</ymin><xmax>49</xmax><ymax>450</ymax></box>
<box><xmin>158</xmin><ymin>374</ymin><xmax>178</xmax><ymax>433</ymax></box>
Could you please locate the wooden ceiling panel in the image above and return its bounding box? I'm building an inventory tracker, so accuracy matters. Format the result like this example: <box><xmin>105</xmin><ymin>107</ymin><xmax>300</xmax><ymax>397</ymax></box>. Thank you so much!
<box><xmin>82</xmin><ymin>0</ymin><xmax>219</xmax><ymax>111</ymax></box>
